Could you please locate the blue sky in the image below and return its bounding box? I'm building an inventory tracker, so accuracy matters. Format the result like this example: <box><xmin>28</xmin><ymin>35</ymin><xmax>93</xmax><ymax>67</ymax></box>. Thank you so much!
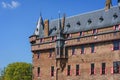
<box><xmin>0</xmin><ymin>0</ymin><xmax>118</xmax><ymax>69</ymax></box>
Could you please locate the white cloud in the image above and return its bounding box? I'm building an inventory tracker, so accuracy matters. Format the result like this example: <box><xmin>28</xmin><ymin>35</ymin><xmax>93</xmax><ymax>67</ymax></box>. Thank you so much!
<box><xmin>2</xmin><ymin>1</ymin><xmax>20</xmax><ymax>9</ymax></box>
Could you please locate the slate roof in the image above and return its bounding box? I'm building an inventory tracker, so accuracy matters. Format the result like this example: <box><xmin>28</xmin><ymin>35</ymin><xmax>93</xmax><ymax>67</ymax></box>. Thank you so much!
<box><xmin>35</xmin><ymin>6</ymin><xmax>120</xmax><ymax>38</ymax></box>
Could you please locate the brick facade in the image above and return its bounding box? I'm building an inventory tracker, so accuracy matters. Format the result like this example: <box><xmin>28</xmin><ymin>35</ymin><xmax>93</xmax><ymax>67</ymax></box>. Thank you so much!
<box><xmin>29</xmin><ymin>1</ymin><xmax>120</xmax><ymax>80</ymax></box>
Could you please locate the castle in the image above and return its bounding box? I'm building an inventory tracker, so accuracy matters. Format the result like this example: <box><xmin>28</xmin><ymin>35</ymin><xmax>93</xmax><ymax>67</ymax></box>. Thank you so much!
<box><xmin>29</xmin><ymin>0</ymin><xmax>120</xmax><ymax>80</ymax></box>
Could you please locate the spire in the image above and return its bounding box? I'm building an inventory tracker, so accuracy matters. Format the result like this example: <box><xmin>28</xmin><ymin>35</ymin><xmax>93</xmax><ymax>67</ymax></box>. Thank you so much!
<box><xmin>58</xmin><ymin>11</ymin><xmax>61</xmax><ymax>30</ymax></box>
<box><xmin>34</xmin><ymin>15</ymin><xmax>44</xmax><ymax>37</ymax></box>
<box><xmin>62</xmin><ymin>13</ymin><xmax>66</xmax><ymax>30</ymax></box>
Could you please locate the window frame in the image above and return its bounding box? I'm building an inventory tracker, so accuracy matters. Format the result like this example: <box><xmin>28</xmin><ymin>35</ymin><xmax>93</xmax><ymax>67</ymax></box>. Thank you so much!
<box><xmin>113</xmin><ymin>61</ymin><xmax>120</xmax><ymax>74</ymax></box>
<box><xmin>37</xmin><ymin>67</ymin><xmax>40</xmax><ymax>77</ymax></box>
<box><xmin>91</xmin><ymin>63</ymin><xmax>95</xmax><ymax>75</ymax></box>
<box><xmin>101</xmin><ymin>63</ymin><xmax>106</xmax><ymax>75</ymax></box>
<box><xmin>91</xmin><ymin>44</ymin><xmax>95</xmax><ymax>53</ymax></box>
<box><xmin>81</xmin><ymin>45</ymin><xmax>84</xmax><ymax>54</ymax></box>
<box><xmin>76</xmin><ymin>64</ymin><xmax>80</xmax><ymax>76</ymax></box>
<box><xmin>51</xmin><ymin>66</ymin><xmax>54</xmax><ymax>77</ymax></box>
<box><xmin>113</xmin><ymin>40</ymin><xmax>120</xmax><ymax>50</ymax></box>
<box><xmin>67</xmin><ymin>65</ymin><xmax>71</xmax><ymax>76</ymax></box>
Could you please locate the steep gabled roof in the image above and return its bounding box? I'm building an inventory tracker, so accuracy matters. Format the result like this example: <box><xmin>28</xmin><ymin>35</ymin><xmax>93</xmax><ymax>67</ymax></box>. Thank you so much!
<box><xmin>49</xmin><ymin>6</ymin><xmax>120</xmax><ymax>36</ymax></box>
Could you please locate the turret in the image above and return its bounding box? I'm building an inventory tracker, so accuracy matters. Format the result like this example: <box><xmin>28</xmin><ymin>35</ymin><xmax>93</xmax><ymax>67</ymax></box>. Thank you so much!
<box><xmin>55</xmin><ymin>14</ymin><xmax>66</xmax><ymax>59</ymax></box>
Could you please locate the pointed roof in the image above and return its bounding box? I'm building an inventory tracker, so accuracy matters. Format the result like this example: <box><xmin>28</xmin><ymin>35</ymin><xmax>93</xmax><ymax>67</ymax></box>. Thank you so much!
<box><xmin>34</xmin><ymin>16</ymin><xmax>44</xmax><ymax>38</ymax></box>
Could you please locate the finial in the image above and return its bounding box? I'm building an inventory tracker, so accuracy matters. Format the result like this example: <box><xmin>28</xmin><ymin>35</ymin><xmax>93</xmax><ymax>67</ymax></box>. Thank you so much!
<box><xmin>62</xmin><ymin>13</ymin><xmax>66</xmax><ymax>30</ymax></box>
<box><xmin>39</xmin><ymin>12</ymin><xmax>42</xmax><ymax>17</ymax></box>
<box><xmin>57</xmin><ymin>10</ymin><xmax>61</xmax><ymax>32</ymax></box>
<box><xmin>58</xmin><ymin>10</ymin><xmax>61</xmax><ymax>19</ymax></box>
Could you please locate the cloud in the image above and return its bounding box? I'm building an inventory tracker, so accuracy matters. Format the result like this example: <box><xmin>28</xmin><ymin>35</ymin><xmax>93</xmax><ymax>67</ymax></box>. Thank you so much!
<box><xmin>2</xmin><ymin>1</ymin><xmax>20</xmax><ymax>9</ymax></box>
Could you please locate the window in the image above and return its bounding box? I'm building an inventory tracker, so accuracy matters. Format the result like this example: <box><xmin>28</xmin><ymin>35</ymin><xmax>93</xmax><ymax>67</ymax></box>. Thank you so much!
<box><xmin>113</xmin><ymin>61</ymin><xmax>120</xmax><ymax>74</ymax></box>
<box><xmin>91</xmin><ymin>44</ymin><xmax>95</xmax><ymax>53</ymax></box>
<box><xmin>37</xmin><ymin>67</ymin><xmax>40</xmax><ymax>77</ymax></box>
<box><xmin>101</xmin><ymin>63</ymin><xmax>106</xmax><ymax>75</ymax></box>
<box><xmin>80</xmin><ymin>32</ymin><xmax>83</xmax><ymax>36</ymax></box>
<box><xmin>37</xmin><ymin>52</ymin><xmax>40</xmax><ymax>59</ymax></box>
<box><xmin>56</xmin><ymin>47</ymin><xmax>59</xmax><ymax>55</ymax></box>
<box><xmin>67</xmin><ymin>34</ymin><xmax>71</xmax><ymax>39</ymax></box>
<box><xmin>72</xmin><ymin>47</ymin><xmax>75</xmax><ymax>55</ymax></box>
<box><xmin>88</xmin><ymin>19</ymin><xmax>92</xmax><ymax>25</ymax></box>
<box><xmin>77</xmin><ymin>21</ymin><xmax>81</xmax><ymax>26</ymax></box>
<box><xmin>76</xmin><ymin>65</ymin><xmax>79</xmax><ymax>76</ymax></box>
<box><xmin>93</xmin><ymin>29</ymin><xmax>97</xmax><ymax>34</ymax></box>
<box><xmin>67</xmin><ymin>65</ymin><xmax>71</xmax><ymax>76</ymax></box>
<box><xmin>40</xmin><ymin>38</ymin><xmax>43</xmax><ymax>43</ymax></box>
<box><xmin>113</xmin><ymin>13</ymin><xmax>118</xmax><ymax>19</ymax></box>
<box><xmin>51</xmin><ymin>66</ymin><xmax>54</xmax><ymax>77</ymax></box>
<box><xmin>54</xmin><ymin>36</ymin><xmax>57</xmax><ymax>41</ymax></box>
<box><xmin>113</xmin><ymin>40</ymin><xmax>120</xmax><ymax>50</ymax></box>
<box><xmin>99</xmin><ymin>17</ymin><xmax>104</xmax><ymax>23</ymax></box>
<box><xmin>81</xmin><ymin>45</ymin><xmax>84</xmax><ymax>54</ymax></box>
<box><xmin>114</xmin><ymin>25</ymin><xmax>120</xmax><ymax>30</ymax></box>
<box><xmin>91</xmin><ymin>63</ymin><xmax>94</xmax><ymax>75</ymax></box>
<box><xmin>49</xmin><ymin>50</ymin><xmax>52</xmax><ymax>58</ymax></box>
<box><xmin>51</xmin><ymin>36</ymin><xmax>54</xmax><ymax>41</ymax></box>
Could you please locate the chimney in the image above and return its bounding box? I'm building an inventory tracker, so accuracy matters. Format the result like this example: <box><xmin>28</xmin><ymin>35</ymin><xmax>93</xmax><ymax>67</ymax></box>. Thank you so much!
<box><xmin>118</xmin><ymin>0</ymin><xmax>120</xmax><ymax>7</ymax></box>
<box><xmin>105</xmin><ymin>0</ymin><xmax>112</xmax><ymax>11</ymax></box>
<box><xmin>62</xmin><ymin>14</ymin><xmax>65</xmax><ymax>30</ymax></box>
<box><xmin>44</xmin><ymin>19</ymin><xmax>49</xmax><ymax>37</ymax></box>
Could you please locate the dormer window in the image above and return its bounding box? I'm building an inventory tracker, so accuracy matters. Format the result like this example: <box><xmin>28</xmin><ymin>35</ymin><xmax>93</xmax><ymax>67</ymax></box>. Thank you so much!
<box><xmin>88</xmin><ymin>19</ymin><xmax>92</xmax><ymax>25</ymax></box>
<box><xmin>36</xmin><ymin>28</ymin><xmax>38</xmax><ymax>31</ymax></box>
<box><xmin>54</xmin><ymin>26</ymin><xmax>57</xmax><ymax>31</ymax></box>
<box><xmin>77</xmin><ymin>21</ymin><xmax>81</xmax><ymax>26</ymax></box>
<box><xmin>113</xmin><ymin>13</ymin><xmax>118</xmax><ymax>20</ymax></box>
<box><xmin>54</xmin><ymin>36</ymin><xmax>57</xmax><ymax>41</ymax></box>
<box><xmin>67</xmin><ymin>23</ymin><xmax>70</xmax><ymax>27</ymax></box>
<box><xmin>99</xmin><ymin>17</ymin><xmax>104</xmax><ymax>23</ymax></box>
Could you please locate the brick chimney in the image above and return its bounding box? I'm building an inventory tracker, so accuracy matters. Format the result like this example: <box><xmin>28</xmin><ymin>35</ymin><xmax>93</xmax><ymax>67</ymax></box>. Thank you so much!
<box><xmin>105</xmin><ymin>0</ymin><xmax>112</xmax><ymax>11</ymax></box>
<box><xmin>44</xmin><ymin>19</ymin><xmax>49</xmax><ymax>37</ymax></box>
